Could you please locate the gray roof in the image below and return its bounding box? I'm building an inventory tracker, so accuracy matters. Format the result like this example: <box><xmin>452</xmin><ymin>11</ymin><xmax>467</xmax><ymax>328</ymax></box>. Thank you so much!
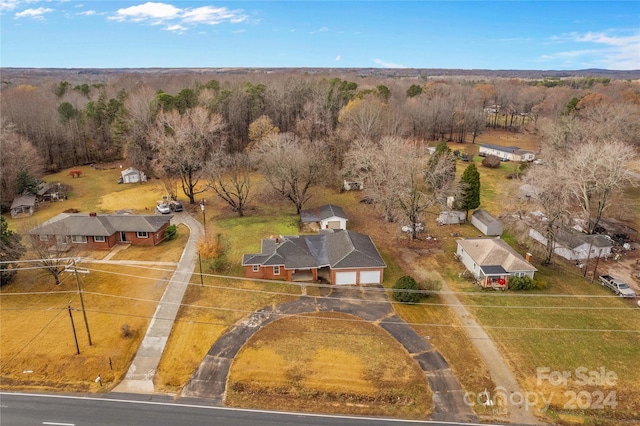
<box><xmin>555</xmin><ymin>228</ymin><xmax>612</xmax><ymax>249</ymax></box>
<box><xmin>472</xmin><ymin>209</ymin><xmax>501</xmax><ymax>226</ymax></box>
<box><xmin>457</xmin><ymin>238</ymin><xmax>537</xmax><ymax>273</ymax></box>
<box><xmin>27</xmin><ymin>213</ymin><xmax>172</xmax><ymax>237</ymax></box>
<box><xmin>10</xmin><ymin>194</ymin><xmax>36</xmax><ymax>209</ymax></box>
<box><xmin>300</xmin><ymin>204</ymin><xmax>347</xmax><ymax>223</ymax></box>
<box><xmin>480</xmin><ymin>143</ymin><xmax>533</xmax><ymax>155</ymax></box>
<box><xmin>242</xmin><ymin>230</ymin><xmax>385</xmax><ymax>270</ymax></box>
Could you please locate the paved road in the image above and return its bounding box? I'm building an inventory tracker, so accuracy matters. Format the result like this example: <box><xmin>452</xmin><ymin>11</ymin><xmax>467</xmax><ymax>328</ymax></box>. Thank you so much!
<box><xmin>0</xmin><ymin>392</ymin><xmax>491</xmax><ymax>426</ymax></box>
<box><xmin>113</xmin><ymin>212</ymin><xmax>203</xmax><ymax>394</ymax></box>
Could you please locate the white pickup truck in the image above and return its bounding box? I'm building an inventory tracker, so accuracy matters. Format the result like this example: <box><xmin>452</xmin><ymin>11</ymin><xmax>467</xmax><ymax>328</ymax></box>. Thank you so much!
<box><xmin>599</xmin><ymin>275</ymin><xmax>637</xmax><ymax>298</ymax></box>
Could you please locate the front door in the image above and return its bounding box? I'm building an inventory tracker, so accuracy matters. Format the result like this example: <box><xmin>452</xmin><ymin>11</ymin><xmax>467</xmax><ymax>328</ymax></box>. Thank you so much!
<box><xmin>121</xmin><ymin>232</ymin><xmax>127</xmax><ymax>242</ymax></box>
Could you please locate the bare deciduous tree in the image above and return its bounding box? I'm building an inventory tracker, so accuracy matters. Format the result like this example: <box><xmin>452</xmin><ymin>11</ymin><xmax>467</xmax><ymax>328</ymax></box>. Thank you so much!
<box><xmin>149</xmin><ymin>107</ymin><xmax>226</xmax><ymax>204</ymax></box>
<box><xmin>250</xmin><ymin>133</ymin><xmax>326</xmax><ymax>214</ymax></box>
<box><xmin>206</xmin><ymin>151</ymin><xmax>254</xmax><ymax>217</ymax></box>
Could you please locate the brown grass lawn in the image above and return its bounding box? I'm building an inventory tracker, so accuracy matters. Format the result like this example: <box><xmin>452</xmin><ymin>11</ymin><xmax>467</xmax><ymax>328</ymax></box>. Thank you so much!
<box><xmin>0</xmin><ymin>261</ymin><xmax>172</xmax><ymax>392</ymax></box>
<box><xmin>155</xmin><ymin>276</ymin><xmax>301</xmax><ymax>392</ymax></box>
<box><xmin>225</xmin><ymin>312</ymin><xmax>432</xmax><ymax>419</ymax></box>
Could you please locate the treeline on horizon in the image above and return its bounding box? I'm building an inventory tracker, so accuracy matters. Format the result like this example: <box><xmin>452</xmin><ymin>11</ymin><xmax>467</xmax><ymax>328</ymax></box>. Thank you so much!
<box><xmin>1</xmin><ymin>71</ymin><xmax>639</xmax><ymax>205</ymax></box>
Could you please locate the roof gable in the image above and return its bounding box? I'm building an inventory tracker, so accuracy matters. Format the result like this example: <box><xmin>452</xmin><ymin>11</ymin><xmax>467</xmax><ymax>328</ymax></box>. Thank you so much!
<box><xmin>27</xmin><ymin>213</ymin><xmax>171</xmax><ymax>236</ymax></box>
<box><xmin>457</xmin><ymin>238</ymin><xmax>536</xmax><ymax>272</ymax></box>
<box><xmin>242</xmin><ymin>230</ymin><xmax>384</xmax><ymax>270</ymax></box>
<box><xmin>300</xmin><ymin>204</ymin><xmax>347</xmax><ymax>223</ymax></box>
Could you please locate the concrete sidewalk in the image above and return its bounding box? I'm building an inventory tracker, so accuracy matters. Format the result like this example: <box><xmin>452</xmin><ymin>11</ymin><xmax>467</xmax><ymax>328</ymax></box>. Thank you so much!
<box><xmin>113</xmin><ymin>212</ymin><xmax>203</xmax><ymax>394</ymax></box>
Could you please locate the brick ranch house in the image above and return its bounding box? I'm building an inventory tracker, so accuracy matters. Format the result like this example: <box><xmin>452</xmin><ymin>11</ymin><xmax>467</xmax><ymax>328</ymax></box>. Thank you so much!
<box><xmin>242</xmin><ymin>229</ymin><xmax>386</xmax><ymax>285</ymax></box>
<box><xmin>27</xmin><ymin>213</ymin><xmax>173</xmax><ymax>250</ymax></box>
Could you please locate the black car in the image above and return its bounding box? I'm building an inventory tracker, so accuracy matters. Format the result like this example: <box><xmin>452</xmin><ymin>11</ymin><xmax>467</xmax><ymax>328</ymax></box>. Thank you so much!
<box><xmin>170</xmin><ymin>201</ymin><xmax>183</xmax><ymax>212</ymax></box>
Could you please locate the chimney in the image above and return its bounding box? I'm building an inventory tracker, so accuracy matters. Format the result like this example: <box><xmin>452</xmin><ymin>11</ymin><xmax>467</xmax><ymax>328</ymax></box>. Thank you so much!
<box><xmin>525</xmin><ymin>252</ymin><xmax>532</xmax><ymax>262</ymax></box>
<box><xmin>89</xmin><ymin>212</ymin><xmax>97</xmax><ymax>217</ymax></box>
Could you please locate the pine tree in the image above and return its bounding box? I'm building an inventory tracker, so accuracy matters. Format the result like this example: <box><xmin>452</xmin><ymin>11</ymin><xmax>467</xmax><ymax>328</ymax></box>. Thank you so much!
<box><xmin>458</xmin><ymin>163</ymin><xmax>480</xmax><ymax>220</ymax></box>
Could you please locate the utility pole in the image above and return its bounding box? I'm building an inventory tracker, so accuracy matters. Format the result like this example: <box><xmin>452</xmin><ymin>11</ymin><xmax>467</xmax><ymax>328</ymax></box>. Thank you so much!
<box><xmin>72</xmin><ymin>258</ymin><xmax>93</xmax><ymax>346</ymax></box>
<box><xmin>68</xmin><ymin>305</ymin><xmax>80</xmax><ymax>355</ymax></box>
<box><xmin>200</xmin><ymin>200</ymin><xmax>206</xmax><ymax>235</ymax></box>
<box><xmin>198</xmin><ymin>252</ymin><xmax>204</xmax><ymax>287</ymax></box>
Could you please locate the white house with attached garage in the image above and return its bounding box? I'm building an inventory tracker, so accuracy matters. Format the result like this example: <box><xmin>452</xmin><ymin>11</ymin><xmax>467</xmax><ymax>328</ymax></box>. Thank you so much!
<box><xmin>478</xmin><ymin>143</ymin><xmax>535</xmax><ymax>162</ymax></box>
<box><xmin>456</xmin><ymin>237</ymin><xmax>537</xmax><ymax>289</ymax></box>
<box><xmin>242</xmin><ymin>229</ymin><xmax>386</xmax><ymax>285</ymax></box>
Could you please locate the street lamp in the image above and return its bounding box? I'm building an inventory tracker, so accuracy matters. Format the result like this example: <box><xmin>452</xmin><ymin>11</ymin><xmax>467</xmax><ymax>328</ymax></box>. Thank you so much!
<box><xmin>200</xmin><ymin>200</ymin><xmax>206</xmax><ymax>233</ymax></box>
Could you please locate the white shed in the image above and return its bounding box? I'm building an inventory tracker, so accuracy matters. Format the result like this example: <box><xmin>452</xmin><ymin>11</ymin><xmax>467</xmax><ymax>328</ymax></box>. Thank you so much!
<box><xmin>471</xmin><ymin>209</ymin><xmax>503</xmax><ymax>236</ymax></box>
<box><xmin>121</xmin><ymin>167</ymin><xmax>147</xmax><ymax>184</ymax></box>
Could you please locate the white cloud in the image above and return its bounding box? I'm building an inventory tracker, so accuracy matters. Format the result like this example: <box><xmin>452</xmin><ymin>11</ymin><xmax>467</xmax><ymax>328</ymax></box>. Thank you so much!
<box><xmin>310</xmin><ymin>26</ymin><xmax>328</xmax><ymax>34</ymax></box>
<box><xmin>15</xmin><ymin>7</ymin><xmax>52</xmax><ymax>19</ymax></box>
<box><xmin>335</xmin><ymin>55</ymin><xmax>341</xmax><ymax>61</ymax></box>
<box><xmin>543</xmin><ymin>30</ymin><xmax>640</xmax><ymax>70</ymax></box>
<box><xmin>164</xmin><ymin>23</ymin><xmax>186</xmax><ymax>33</ymax></box>
<box><xmin>108</xmin><ymin>2</ymin><xmax>248</xmax><ymax>33</ymax></box>
<box><xmin>0</xmin><ymin>0</ymin><xmax>20</xmax><ymax>12</ymax></box>
<box><xmin>373</xmin><ymin>58</ymin><xmax>406</xmax><ymax>68</ymax></box>
<box><xmin>110</xmin><ymin>2</ymin><xmax>180</xmax><ymax>23</ymax></box>
<box><xmin>232</xmin><ymin>29</ymin><xmax>245</xmax><ymax>34</ymax></box>
<box><xmin>77</xmin><ymin>9</ymin><xmax>96</xmax><ymax>16</ymax></box>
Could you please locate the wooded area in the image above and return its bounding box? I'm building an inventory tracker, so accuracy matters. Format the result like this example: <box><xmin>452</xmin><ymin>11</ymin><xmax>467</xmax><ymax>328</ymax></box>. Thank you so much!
<box><xmin>1</xmin><ymin>70</ymin><xmax>639</xmax><ymax>237</ymax></box>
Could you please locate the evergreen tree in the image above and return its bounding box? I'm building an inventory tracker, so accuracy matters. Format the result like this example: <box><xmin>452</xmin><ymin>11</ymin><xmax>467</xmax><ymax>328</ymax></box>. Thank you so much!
<box><xmin>458</xmin><ymin>163</ymin><xmax>481</xmax><ymax>220</ymax></box>
<box><xmin>0</xmin><ymin>216</ymin><xmax>26</xmax><ymax>286</ymax></box>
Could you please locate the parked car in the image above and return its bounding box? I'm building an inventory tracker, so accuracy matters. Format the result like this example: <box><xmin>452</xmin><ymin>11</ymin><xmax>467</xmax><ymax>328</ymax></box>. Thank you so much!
<box><xmin>599</xmin><ymin>275</ymin><xmax>636</xmax><ymax>298</ymax></box>
<box><xmin>170</xmin><ymin>201</ymin><xmax>183</xmax><ymax>212</ymax></box>
<box><xmin>156</xmin><ymin>203</ymin><xmax>171</xmax><ymax>214</ymax></box>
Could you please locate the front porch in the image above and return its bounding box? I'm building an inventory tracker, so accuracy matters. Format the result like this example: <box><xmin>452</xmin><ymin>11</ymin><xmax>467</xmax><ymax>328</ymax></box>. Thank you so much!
<box><xmin>479</xmin><ymin>265</ymin><xmax>509</xmax><ymax>290</ymax></box>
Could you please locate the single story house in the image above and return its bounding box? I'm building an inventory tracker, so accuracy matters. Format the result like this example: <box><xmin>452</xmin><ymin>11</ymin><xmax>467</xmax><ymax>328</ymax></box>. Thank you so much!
<box><xmin>478</xmin><ymin>143</ymin><xmax>535</xmax><ymax>162</ymax></box>
<box><xmin>528</xmin><ymin>227</ymin><xmax>612</xmax><ymax>261</ymax></box>
<box><xmin>471</xmin><ymin>209</ymin><xmax>503</xmax><ymax>236</ymax></box>
<box><xmin>242</xmin><ymin>229</ymin><xmax>386</xmax><ymax>285</ymax></box>
<box><xmin>121</xmin><ymin>167</ymin><xmax>147</xmax><ymax>184</ymax></box>
<box><xmin>436</xmin><ymin>211</ymin><xmax>466</xmax><ymax>225</ymax></box>
<box><xmin>456</xmin><ymin>238</ymin><xmax>537</xmax><ymax>289</ymax></box>
<box><xmin>27</xmin><ymin>212</ymin><xmax>173</xmax><ymax>250</ymax></box>
<box><xmin>10</xmin><ymin>194</ymin><xmax>37</xmax><ymax>218</ymax></box>
<box><xmin>300</xmin><ymin>204</ymin><xmax>348</xmax><ymax>232</ymax></box>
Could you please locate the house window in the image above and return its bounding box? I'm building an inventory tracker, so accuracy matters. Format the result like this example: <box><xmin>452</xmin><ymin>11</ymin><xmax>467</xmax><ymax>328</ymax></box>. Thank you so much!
<box><xmin>136</xmin><ymin>231</ymin><xmax>149</xmax><ymax>238</ymax></box>
<box><xmin>38</xmin><ymin>235</ymin><xmax>49</xmax><ymax>242</ymax></box>
<box><xmin>94</xmin><ymin>236</ymin><xmax>106</xmax><ymax>243</ymax></box>
<box><xmin>71</xmin><ymin>235</ymin><xmax>87</xmax><ymax>243</ymax></box>
<box><xmin>273</xmin><ymin>265</ymin><xmax>280</xmax><ymax>275</ymax></box>
<box><xmin>473</xmin><ymin>263</ymin><xmax>476</xmax><ymax>271</ymax></box>
<box><xmin>252</xmin><ymin>265</ymin><xmax>259</xmax><ymax>272</ymax></box>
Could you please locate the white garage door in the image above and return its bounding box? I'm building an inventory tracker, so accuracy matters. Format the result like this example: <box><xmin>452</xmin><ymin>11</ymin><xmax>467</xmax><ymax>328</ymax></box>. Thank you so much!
<box><xmin>327</xmin><ymin>220</ymin><xmax>342</xmax><ymax>229</ymax></box>
<box><xmin>359</xmin><ymin>270</ymin><xmax>381</xmax><ymax>284</ymax></box>
<box><xmin>334</xmin><ymin>271</ymin><xmax>357</xmax><ymax>285</ymax></box>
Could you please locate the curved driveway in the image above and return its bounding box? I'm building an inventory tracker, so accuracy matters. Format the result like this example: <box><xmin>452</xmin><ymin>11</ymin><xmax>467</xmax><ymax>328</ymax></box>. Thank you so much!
<box><xmin>182</xmin><ymin>286</ymin><xmax>478</xmax><ymax>424</ymax></box>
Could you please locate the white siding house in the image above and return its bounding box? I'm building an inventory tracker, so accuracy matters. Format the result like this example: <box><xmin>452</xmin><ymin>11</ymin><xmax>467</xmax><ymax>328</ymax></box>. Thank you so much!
<box><xmin>528</xmin><ymin>228</ymin><xmax>612</xmax><ymax>261</ymax></box>
<box><xmin>479</xmin><ymin>144</ymin><xmax>535</xmax><ymax>162</ymax></box>
<box><xmin>456</xmin><ymin>238</ymin><xmax>537</xmax><ymax>289</ymax></box>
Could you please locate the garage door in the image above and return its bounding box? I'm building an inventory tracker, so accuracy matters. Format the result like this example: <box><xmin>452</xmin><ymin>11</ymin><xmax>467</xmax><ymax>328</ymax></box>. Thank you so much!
<box><xmin>327</xmin><ymin>220</ymin><xmax>341</xmax><ymax>229</ymax></box>
<box><xmin>359</xmin><ymin>270</ymin><xmax>381</xmax><ymax>284</ymax></box>
<box><xmin>334</xmin><ymin>271</ymin><xmax>357</xmax><ymax>285</ymax></box>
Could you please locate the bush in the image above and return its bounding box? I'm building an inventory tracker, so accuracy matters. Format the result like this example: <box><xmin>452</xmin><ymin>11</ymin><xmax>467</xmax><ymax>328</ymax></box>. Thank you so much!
<box><xmin>120</xmin><ymin>324</ymin><xmax>133</xmax><ymax>338</ymax></box>
<box><xmin>482</xmin><ymin>155</ymin><xmax>501</xmax><ymax>168</ymax></box>
<box><xmin>165</xmin><ymin>224</ymin><xmax>177</xmax><ymax>240</ymax></box>
<box><xmin>423</xmin><ymin>278</ymin><xmax>442</xmax><ymax>292</ymax></box>
<box><xmin>198</xmin><ymin>233</ymin><xmax>230</xmax><ymax>273</ymax></box>
<box><xmin>509</xmin><ymin>276</ymin><xmax>535</xmax><ymax>290</ymax></box>
<box><xmin>392</xmin><ymin>276</ymin><xmax>422</xmax><ymax>304</ymax></box>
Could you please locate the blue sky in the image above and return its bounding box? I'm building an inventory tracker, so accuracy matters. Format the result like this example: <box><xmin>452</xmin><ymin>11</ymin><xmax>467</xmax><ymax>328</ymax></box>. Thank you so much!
<box><xmin>1</xmin><ymin>1</ymin><xmax>639</xmax><ymax>70</ymax></box>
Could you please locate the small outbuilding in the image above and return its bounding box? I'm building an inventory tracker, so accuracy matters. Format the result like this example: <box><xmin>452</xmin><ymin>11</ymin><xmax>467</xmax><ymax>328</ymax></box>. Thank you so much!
<box><xmin>436</xmin><ymin>211</ymin><xmax>466</xmax><ymax>225</ymax></box>
<box><xmin>10</xmin><ymin>195</ymin><xmax>37</xmax><ymax>218</ymax></box>
<box><xmin>120</xmin><ymin>167</ymin><xmax>147</xmax><ymax>184</ymax></box>
<box><xmin>300</xmin><ymin>204</ymin><xmax>348</xmax><ymax>232</ymax></box>
<box><xmin>471</xmin><ymin>209</ymin><xmax>503</xmax><ymax>236</ymax></box>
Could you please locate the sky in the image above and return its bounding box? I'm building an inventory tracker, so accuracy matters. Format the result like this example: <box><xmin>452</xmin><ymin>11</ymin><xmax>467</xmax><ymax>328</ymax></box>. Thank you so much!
<box><xmin>1</xmin><ymin>1</ymin><xmax>639</xmax><ymax>70</ymax></box>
